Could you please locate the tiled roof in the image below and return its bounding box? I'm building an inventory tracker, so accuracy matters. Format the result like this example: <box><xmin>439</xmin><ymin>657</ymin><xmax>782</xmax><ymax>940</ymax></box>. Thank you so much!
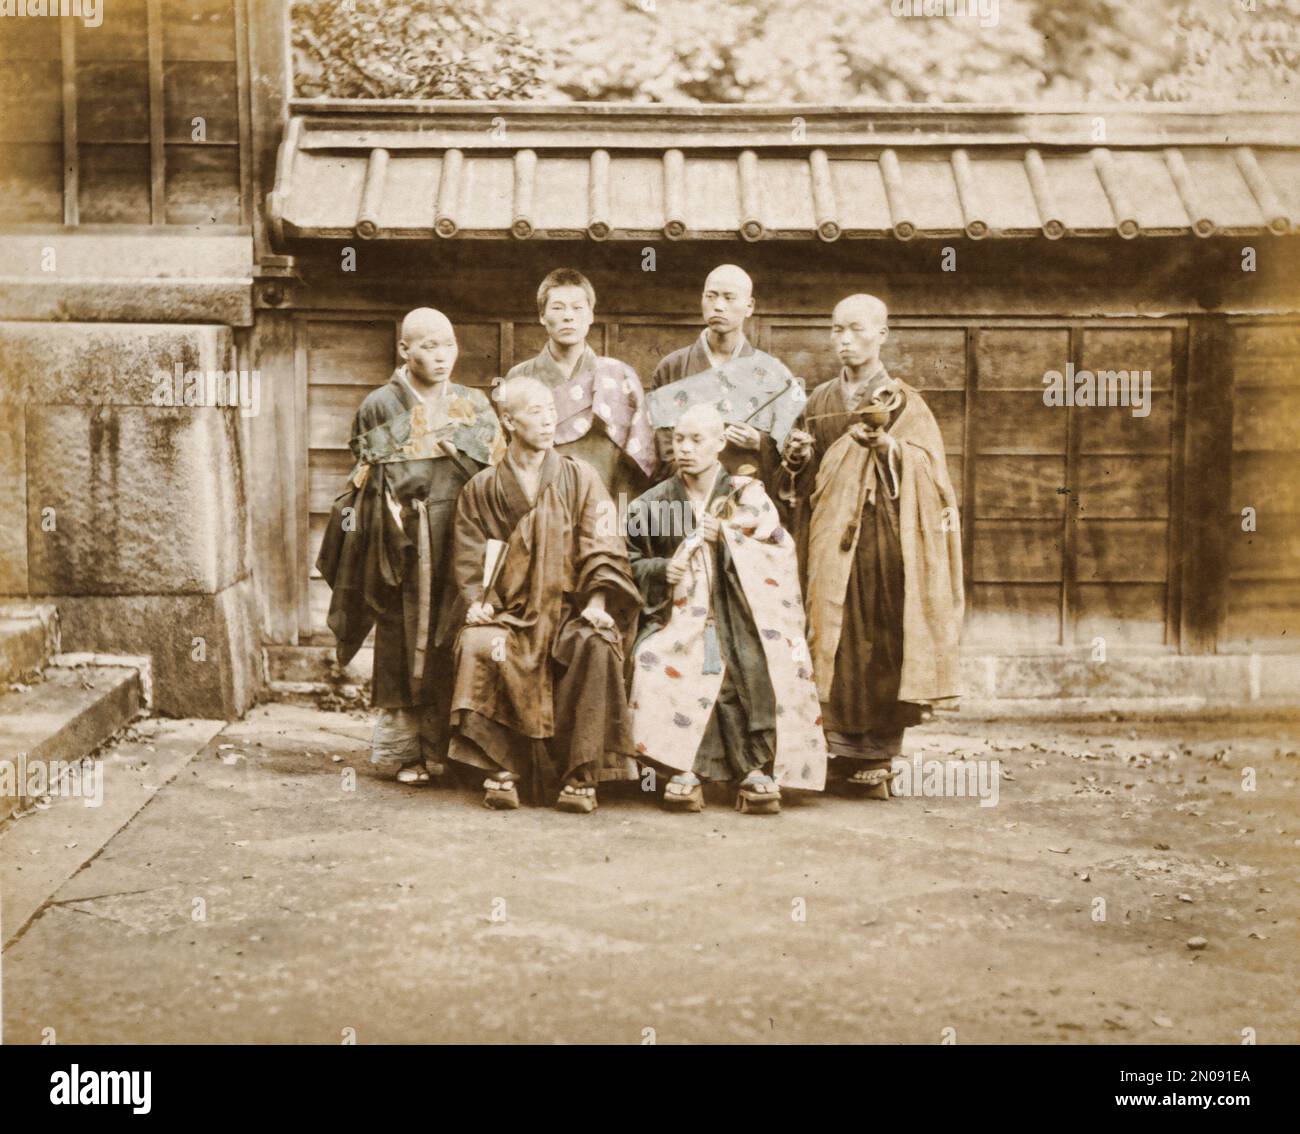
<box><xmin>269</xmin><ymin>103</ymin><xmax>1300</xmax><ymax>243</ymax></box>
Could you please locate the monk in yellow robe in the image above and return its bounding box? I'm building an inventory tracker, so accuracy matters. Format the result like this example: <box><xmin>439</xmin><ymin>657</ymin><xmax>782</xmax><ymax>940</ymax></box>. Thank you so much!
<box><xmin>781</xmin><ymin>294</ymin><xmax>964</xmax><ymax>798</ymax></box>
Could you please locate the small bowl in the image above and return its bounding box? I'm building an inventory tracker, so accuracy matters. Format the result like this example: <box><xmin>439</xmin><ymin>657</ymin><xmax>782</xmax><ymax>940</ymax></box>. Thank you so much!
<box><xmin>858</xmin><ymin>404</ymin><xmax>891</xmax><ymax>429</ymax></box>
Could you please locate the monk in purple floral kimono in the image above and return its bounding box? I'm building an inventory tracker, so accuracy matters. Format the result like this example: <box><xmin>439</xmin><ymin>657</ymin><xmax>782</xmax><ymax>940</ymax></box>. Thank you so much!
<box><xmin>504</xmin><ymin>268</ymin><xmax>656</xmax><ymax>508</ymax></box>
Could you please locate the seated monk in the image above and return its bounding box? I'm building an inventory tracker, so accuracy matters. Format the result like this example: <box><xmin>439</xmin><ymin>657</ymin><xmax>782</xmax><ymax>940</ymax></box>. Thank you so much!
<box><xmin>624</xmin><ymin>404</ymin><xmax>827</xmax><ymax>815</ymax></box>
<box><xmin>447</xmin><ymin>376</ymin><xmax>643</xmax><ymax>813</ymax></box>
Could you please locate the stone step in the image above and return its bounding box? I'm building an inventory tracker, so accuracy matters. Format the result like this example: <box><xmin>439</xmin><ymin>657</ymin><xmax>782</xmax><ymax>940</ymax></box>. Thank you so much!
<box><xmin>0</xmin><ymin>603</ymin><xmax>60</xmax><ymax>684</ymax></box>
<box><xmin>0</xmin><ymin>660</ymin><xmax>146</xmax><ymax>822</ymax></box>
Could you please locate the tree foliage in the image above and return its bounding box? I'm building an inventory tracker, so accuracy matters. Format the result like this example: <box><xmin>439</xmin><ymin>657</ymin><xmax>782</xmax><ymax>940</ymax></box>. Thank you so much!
<box><xmin>292</xmin><ymin>0</ymin><xmax>1300</xmax><ymax>103</ymax></box>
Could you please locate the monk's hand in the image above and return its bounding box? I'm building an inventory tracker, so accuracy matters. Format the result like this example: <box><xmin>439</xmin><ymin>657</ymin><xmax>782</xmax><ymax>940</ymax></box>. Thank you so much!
<box><xmin>850</xmin><ymin>423</ymin><xmax>893</xmax><ymax>452</ymax></box>
<box><xmin>783</xmin><ymin>428</ymin><xmax>813</xmax><ymax>467</ymax></box>
<box><xmin>665</xmin><ymin>547</ymin><xmax>689</xmax><ymax>586</ymax></box>
<box><xmin>466</xmin><ymin>601</ymin><xmax>495</xmax><ymax>626</ymax></box>
<box><xmin>698</xmin><ymin>513</ymin><xmax>722</xmax><ymax>544</ymax></box>
<box><xmin>580</xmin><ymin>596</ymin><xmax>615</xmax><ymax>631</ymax></box>
<box><xmin>724</xmin><ymin>422</ymin><xmax>762</xmax><ymax>451</ymax></box>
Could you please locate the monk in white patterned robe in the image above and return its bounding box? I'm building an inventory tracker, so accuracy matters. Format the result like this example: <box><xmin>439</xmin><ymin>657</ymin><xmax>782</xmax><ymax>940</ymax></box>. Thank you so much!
<box><xmin>625</xmin><ymin>404</ymin><xmax>827</xmax><ymax>814</ymax></box>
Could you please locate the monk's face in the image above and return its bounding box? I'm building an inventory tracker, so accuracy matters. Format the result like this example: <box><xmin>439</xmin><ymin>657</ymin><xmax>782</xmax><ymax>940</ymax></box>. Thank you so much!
<box><xmin>701</xmin><ymin>268</ymin><xmax>754</xmax><ymax>337</ymax></box>
<box><xmin>400</xmin><ymin>318</ymin><xmax>458</xmax><ymax>387</ymax></box>
<box><xmin>541</xmin><ymin>284</ymin><xmax>593</xmax><ymax>350</ymax></box>
<box><xmin>673</xmin><ymin>412</ymin><xmax>726</xmax><ymax>476</ymax></box>
<box><xmin>831</xmin><ymin>299</ymin><xmax>887</xmax><ymax>369</ymax></box>
<box><xmin>503</xmin><ymin>388</ymin><xmax>557</xmax><ymax>452</ymax></box>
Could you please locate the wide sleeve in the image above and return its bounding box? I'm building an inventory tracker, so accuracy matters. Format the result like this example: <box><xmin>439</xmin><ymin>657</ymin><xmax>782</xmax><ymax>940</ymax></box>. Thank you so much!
<box><xmin>572</xmin><ymin>464</ymin><xmax>642</xmax><ymax>621</ymax></box>
<box><xmin>624</xmin><ymin>495</ymin><xmax>670</xmax><ymax>609</ymax></box>
<box><xmin>451</xmin><ymin>475</ymin><xmax>492</xmax><ymax>605</ymax></box>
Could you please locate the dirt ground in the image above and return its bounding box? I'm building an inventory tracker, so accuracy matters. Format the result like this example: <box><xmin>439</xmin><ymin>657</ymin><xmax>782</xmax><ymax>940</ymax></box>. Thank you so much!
<box><xmin>3</xmin><ymin>704</ymin><xmax>1297</xmax><ymax>1045</ymax></box>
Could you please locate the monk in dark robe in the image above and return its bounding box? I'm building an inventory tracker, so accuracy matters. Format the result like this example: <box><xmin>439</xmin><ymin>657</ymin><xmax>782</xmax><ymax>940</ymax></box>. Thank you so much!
<box><xmin>649</xmin><ymin>264</ymin><xmax>803</xmax><ymax>490</ymax></box>
<box><xmin>504</xmin><ymin>268</ymin><xmax>656</xmax><ymax>507</ymax></box>
<box><xmin>625</xmin><ymin>404</ymin><xmax>827</xmax><ymax>814</ymax></box>
<box><xmin>448</xmin><ymin>376</ymin><xmax>642</xmax><ymax>813</ymax></box>
<box><xmin>781</xmin><ymin>294</ymin><xmax>964</xmax><ymax>798</ymax></box>
<box><xmin>316</xmin><ymin>307</ymin><xmax>504</xmax><ymax>783</ymax></box>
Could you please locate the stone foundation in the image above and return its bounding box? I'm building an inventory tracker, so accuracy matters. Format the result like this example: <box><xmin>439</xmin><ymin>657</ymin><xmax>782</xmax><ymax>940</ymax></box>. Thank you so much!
<box><xmin>0</xmin><ymin>321</ymin><xmax>262</xmax><ymax>718</ymax></box>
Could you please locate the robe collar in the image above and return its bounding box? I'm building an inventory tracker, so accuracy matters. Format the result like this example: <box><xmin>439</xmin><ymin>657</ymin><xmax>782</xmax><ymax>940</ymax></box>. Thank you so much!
<box><xmin>533</xmin><ymin>341</ymin><xmax>598</xmax><ymax>386</ymax></box>
<box><xmin>697</xmin><ymin>329</ymin><xmax>752</xmax><ymax>371</ymax></box>
<box><xmin>837</xmin><ymin>361</ymin><xmax>889</xmax><ymax>411</ymax></box>
<box><xmin>498</xmin><ymin>445</ymin><xmax>562</xmax><ymax>525</ymax></box>
<box><xmin>666</xmin><ymin>463</ymin><xmax>733</xmax><ymax>508</ymax></box>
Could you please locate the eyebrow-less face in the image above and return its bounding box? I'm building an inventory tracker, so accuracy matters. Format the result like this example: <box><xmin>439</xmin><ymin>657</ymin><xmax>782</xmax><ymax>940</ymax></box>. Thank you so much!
<box><xmin>399</xmin><ymin>309</ymin><xmax>458</xmax><ymax>384</ymax></box>
<box><xmin>673</xmin><ymin>406</ymin><xmax>726</xmax><ymax>473</ymax></box>
<box><xmin>701</xmin><ymin>265</ymin><xmax>755</xmax><ymax>336</ymax></box>
<box><xmin>831</xmin><ymin>296</ymin><xmax>888</xmax><ymax>369</ymax></box>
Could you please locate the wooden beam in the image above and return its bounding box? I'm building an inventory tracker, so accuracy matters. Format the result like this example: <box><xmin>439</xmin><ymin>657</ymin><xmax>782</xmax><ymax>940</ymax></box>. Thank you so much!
<box><xmin>146</xmin><ymin>0</ymin><xmax>165</xmax><ymax>224</ymax></box>
<box><xmin>245</xmin><ymin>0</ymin><xmax>290</xmax><ymax>256</ymax></box>
<box><xmin>60</xmin><ymin>17</ymin><xmax>77</xmax><ymax>226</ymax></box>
<box><xmin>1180</xmin><ymin>314</ymin><xmax>1235</xmax><ymax>653</ymax></box>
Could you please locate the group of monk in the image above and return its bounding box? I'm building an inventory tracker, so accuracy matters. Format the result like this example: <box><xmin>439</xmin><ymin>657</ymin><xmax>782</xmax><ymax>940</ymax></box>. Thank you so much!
<box><xmin>316</xmin><ymin>264</ymin><xmax>964</xmax><ymax>815</ymax></box>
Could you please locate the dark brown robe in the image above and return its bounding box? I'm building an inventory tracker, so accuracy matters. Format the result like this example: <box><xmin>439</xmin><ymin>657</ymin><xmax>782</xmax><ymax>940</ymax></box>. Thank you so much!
<box><xmin>448</xmin><ymin>448</ymin><xmax>642</xmax><ymax>802</ymax></box>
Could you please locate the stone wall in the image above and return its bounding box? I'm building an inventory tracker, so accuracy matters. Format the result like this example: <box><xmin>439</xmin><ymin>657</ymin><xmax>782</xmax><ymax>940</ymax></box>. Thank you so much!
<box><xmin>0</xmin><ymin>321</ymin><xmax>261</xmax><ymax>718</ymax></box>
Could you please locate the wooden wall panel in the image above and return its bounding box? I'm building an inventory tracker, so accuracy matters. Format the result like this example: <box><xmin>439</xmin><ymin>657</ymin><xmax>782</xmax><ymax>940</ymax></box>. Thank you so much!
<box><xmin>973</xmin><ymin>520</ymin><xmax>1062</xmax><ymax>583</ymax></box>
<box><xmin>976</xmin><ymin>328</ymin><xmax>1069</xmax><ymax>389</ymax></box>
<box><xmin>974</xmin><ymin>391</ymin><xmax>1067</xmax><ymax>452</ymax></box>
<box><xmin>1076</xmin><ymin>455</ymin><xmax>1169</xmax><ymax>519</ymax></box>
<box><xmin>965</xmin><ymin>583</ymin><xmax>1061</xmax><ymax>647</ymax></box>
<box><xmin>306</xmin><ymin>320</ymin><xmax>394</xmax><ymax>386</ymax></box>
<box><xmin>1222</xmin><ymin>320</ymin><xmax>1300</xmax><ymax>650</ymax></box>
<box><xmin>975</xmin><ymin>456</ymin><xmax>1066</xmax><ymax>518</ymax></box>
<box><xmin>1073</xmin><ymin>583</ymin><xmax>1168</xmax><ymax>645</ymax></box>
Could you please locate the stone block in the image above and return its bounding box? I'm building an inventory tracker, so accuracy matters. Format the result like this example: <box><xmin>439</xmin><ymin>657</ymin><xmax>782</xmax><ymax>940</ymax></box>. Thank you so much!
<box><xmin>989</xmin><ymin>654</ymin><xmax>1253</xmax><ymax>703</ymax></box>
<box><xmin>0</xmin><ymin>321</ymin><xmax>232</xmax><ymax>407</ymax></box>
<box><xmin>51</xmin><ymin>577</ymin><xmax>261</xmax><ymax>719</ymax></box>
<box><xmin>0</xmin><ymin>411</ymin><xmax>27</xmax><ymax>593</ymax></box>
<box><xmin>25</xmin><ymin>404</ymin><xmax>247</xmax><ymax>595</ymax></box>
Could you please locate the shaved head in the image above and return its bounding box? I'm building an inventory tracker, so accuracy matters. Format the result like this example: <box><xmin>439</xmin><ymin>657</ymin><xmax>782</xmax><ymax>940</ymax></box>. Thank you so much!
<box><xmin>495</xmin><ymin>375</ymin><xmax>553</xmax><ymax>419</ymax></box>
<box><xmin>833</xmin><ymin>293</ymin><xmax>888</xmax><ymax>329</ymax></box>
<box><xmin>677</xmin><ymin>402</ymin><xmax>726</xmax><ymax>441</ymax></box>
<box><xmin>704</xmin><ymin>263</ymin><xmax>754</xmax><ymax>300</ymax></box>
<box><xmin>400</xmin><ymin>306</ymin><xmax>453</xmax><ymax>345</ymax></box>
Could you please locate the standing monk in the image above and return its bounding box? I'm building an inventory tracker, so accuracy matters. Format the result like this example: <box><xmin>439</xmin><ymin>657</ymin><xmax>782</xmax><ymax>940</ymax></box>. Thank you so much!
<box><xmin>316</xmin><ymin>308</ymin><xmax>504</xmax><ymax>784</ymax></box>
<box><xmin>448</xmin><ymin>376</ymin><xmax>642</xmax><ymax>813</ymax></box>
<box><xmin>648</xmin><ymin>264</ymin><xmax>805</xmax><ymax>490</ymax></box>
<box><xmin>780</xmin><ymin>295</ymin><xmax>963</xmax><ymax>798</ymax></box>
<box><xmin>504</xmin><ymin>268</ymin><xmax>657</xmax><ymax>507</ymax></box>
<box><xmin>625</xmin><ymin>404</ymin><xmax>827</xmax><ymax>814</ymax></box>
